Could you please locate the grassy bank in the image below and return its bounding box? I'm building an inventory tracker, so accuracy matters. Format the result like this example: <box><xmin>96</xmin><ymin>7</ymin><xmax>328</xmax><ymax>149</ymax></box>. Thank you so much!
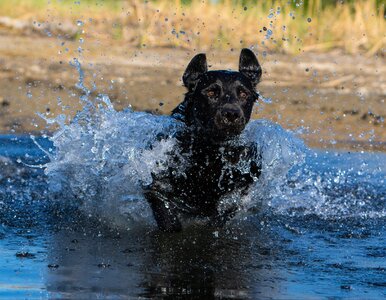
<box><xmin>0</xmin><ymin>0</ymin><xmax>384</xmax><ymax>54</ymax></box>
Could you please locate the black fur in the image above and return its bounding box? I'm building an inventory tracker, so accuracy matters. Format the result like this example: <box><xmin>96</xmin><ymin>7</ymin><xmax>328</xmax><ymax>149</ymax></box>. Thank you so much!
<box><xmin>145</xmin><ymin>49</ymin><xmax>262</xmax><ymax>232</ymax></box>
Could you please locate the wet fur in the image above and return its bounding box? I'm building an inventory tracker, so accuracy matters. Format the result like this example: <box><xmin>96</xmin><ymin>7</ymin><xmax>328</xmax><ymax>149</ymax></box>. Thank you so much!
<box><xmin>145</xmin><ymin>49</ymin><xmax>263</xmax><ymax>232</ymax></box>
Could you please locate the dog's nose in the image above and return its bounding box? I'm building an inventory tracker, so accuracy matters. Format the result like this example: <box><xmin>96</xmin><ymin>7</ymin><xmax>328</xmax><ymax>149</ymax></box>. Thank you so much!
<box><xmin>222</xmin><ymin>108</ymin><xmax>242</xmax><ymax>123</ymax></box>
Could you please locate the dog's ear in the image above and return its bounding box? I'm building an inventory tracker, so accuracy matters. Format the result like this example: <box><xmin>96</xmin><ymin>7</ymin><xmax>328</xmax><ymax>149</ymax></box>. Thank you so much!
<box><xmin>239</xmin><ymin>48</ymin><xmax>262</xmax><ymax>87</ymax></box>
<box><xmin>183</xmin><ymin>53</ymin><xmax>208</xmax><ymax>91</ymax></box>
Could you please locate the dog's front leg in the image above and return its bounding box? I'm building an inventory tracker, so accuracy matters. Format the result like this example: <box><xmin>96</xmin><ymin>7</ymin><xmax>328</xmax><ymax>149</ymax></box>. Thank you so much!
<box><xmin>145</xmin><ymin>190</ymin><xmax>182</xmax><ymax>232</ymax></box>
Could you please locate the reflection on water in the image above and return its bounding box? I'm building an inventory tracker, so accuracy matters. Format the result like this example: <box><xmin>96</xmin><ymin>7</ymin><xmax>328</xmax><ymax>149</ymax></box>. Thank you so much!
<box><xmin>44</xmin><ymin>223</ymin><xmax>283</xmax><ymax>299</ymax></box>
<box><xmin>1</xmin><ymin>213</ymin><xmax>385</xmax><ymax>299</ymax></box>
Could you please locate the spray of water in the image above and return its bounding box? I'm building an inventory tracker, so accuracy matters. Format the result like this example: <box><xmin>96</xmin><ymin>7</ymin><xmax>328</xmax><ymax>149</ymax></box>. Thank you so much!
<box><xmin>43</xmin><ymin>61</ymin><xmax>385</xmax><ymax>229</ymax></box>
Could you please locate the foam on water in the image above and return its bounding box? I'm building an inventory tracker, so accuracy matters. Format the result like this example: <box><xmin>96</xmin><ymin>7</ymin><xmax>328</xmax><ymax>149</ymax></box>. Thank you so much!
<box><xmin>269</xmin><ymin>150</ymin><xmax>386</xmax><ymax>219</ymax></box>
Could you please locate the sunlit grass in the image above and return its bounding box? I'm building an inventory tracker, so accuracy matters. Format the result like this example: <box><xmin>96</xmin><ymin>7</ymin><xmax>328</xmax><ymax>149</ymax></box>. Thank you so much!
<box><xmin>0</xmin><ymin>0</ymin><xmax>384</xmax><ymax>54</ymax></box>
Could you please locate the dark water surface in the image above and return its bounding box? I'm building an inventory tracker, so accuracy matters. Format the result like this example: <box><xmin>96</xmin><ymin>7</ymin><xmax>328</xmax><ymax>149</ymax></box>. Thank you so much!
<box><xmin>0</xmin><ymin>135</ymin><xmax>385</xmax><ymax>299</ymax></box>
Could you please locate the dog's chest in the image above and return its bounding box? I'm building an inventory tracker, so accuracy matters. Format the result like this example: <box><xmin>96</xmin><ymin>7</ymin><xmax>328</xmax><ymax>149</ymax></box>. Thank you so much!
<box><xmin>173</xmin><ymin>142</ymin><xmax>258</xmax><ymax>204</ymax></box>
<box><xmin>191</xmin><ymin>146</ymin><xmax>251</xmax><ymax>181</ymax></box>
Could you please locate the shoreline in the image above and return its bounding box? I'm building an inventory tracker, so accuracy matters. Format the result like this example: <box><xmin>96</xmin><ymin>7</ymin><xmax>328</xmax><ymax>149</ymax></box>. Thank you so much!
<box><xmin>0</xmin><ymin>33</ymin><xmax>385</xmax><ymax>152</ymax></box>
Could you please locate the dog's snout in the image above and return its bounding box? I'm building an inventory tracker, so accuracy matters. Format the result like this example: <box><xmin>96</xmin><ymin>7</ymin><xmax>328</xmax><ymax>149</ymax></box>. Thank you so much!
<box><xmin>223</xmin><ymin>109</ymin><xmax>241</xmax><ymax>123</ymax></box>
<box><xmin>220</xmin><ymin>104</ymin><xmax>244</xmax><ymax>124</ymax></box>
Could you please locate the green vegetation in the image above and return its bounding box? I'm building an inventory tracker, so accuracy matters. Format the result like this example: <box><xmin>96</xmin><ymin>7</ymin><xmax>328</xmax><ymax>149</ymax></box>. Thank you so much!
<box><xmin>0</xmin><ymin>0</ymin><xmax>384</xmax><ymax>54</ymax></box>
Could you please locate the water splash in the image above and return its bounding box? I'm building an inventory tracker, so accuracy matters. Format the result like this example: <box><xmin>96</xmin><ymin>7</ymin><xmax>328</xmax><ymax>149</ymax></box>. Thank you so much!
<box><xmin>42</xmin><ymin>62</ymin><xmax>385</xmax><ymax>230</ymax></box>
<box><xmin>45</xmin><ymin>101</ymin><xmax>186</xmax><ymax>227</ymax></box>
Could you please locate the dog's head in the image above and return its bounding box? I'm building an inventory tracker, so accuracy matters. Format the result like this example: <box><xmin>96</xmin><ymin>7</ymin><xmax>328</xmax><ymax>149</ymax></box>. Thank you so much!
<box><xmin>181</xmin><ymin>49</ymin><xmax>262</xmax><ymax>140</ymax></box>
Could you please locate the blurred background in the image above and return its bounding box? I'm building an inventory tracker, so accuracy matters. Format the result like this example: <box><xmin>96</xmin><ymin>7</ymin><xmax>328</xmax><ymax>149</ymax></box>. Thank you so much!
<box><xmin>0</xmin><ymin>0</ymin><xmax>384</xmax><ymax>150</ymax></box>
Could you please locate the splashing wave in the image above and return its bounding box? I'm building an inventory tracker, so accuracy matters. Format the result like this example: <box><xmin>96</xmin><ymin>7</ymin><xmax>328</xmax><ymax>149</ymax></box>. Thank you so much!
<box><xmin>44</xmin><ymin>93</ymin><xmax>312</xmax><ymax>228</ymax></box>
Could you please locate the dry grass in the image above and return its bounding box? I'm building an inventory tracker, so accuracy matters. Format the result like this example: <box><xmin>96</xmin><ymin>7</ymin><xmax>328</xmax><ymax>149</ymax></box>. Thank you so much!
<box><xmin>0</xmin><ymin>0</ymin><xmax>384</xmax><ymax>55</ymax></box>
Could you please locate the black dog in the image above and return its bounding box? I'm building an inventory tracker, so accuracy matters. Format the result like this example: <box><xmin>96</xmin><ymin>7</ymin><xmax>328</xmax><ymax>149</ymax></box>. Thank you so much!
<box><xmin>145</xmin><ymin>49</ymin><xmax>262</xmax><ymax>232</ymax></box>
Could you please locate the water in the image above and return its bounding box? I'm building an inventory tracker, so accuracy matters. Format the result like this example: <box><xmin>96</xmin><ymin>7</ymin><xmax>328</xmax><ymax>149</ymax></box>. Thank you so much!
<box><xmin>0</xmin><ymin>96</ymin><xmax>385</xmax><ymax>298</ymax></box>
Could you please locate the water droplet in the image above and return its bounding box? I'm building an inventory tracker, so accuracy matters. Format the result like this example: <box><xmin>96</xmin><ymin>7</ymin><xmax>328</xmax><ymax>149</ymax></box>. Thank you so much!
<box><xmin>265</xmin><ymin>29</ymin><xmax>273</xmax><ymax>40</ymax></box>
<box><xmin>76</xmin><ymin>20</ymin><xmax>84</xmax><ymax>27</ymax></box>
<box><xmin>307</xmin><ymin>17</ymin><xmax>312</xmax><ymax>23</ymax></box>
<box><xmin>261</xmin><ymin>96</ymin><xmax>272</xmax><ymax>104</ymax></box>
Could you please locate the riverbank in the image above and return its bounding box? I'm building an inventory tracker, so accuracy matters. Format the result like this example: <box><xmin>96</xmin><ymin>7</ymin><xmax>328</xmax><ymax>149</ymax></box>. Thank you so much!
<box><xmin>0</xmin><ymin>32</ymin><xmax>384</xmax><ymax>151</ymax></box>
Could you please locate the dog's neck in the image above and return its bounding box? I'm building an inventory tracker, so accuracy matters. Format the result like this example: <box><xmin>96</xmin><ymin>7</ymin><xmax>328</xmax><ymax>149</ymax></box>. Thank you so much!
<box><xmin>193</xmin><ymin>127</ymin><xmax>240</xmax><ymax>145</ymax></box>
<box><xmin>175</xmin><ymin>125</ymin><xmax>241</xmax><ymax>152</ymax></box>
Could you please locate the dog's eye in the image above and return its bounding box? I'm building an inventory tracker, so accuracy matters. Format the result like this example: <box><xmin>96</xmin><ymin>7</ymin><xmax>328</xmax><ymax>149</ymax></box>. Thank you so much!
<box><xmin>239</xmin><ymin>90</ymin><xmax>248</xmax><ymax>99</ymax></box>
<box><xmin>207</xmin><ymin>90</ymin><xmax>216</xmax><ymax>98</ymax></box>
